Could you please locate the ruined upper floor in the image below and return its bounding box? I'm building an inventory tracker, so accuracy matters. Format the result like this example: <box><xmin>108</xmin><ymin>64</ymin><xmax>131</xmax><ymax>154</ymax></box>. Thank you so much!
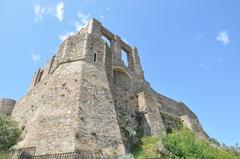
<box><xmin>29</xmin><ymin>19</ymin><xmax>144</xmax><ymax>93</ymax></box>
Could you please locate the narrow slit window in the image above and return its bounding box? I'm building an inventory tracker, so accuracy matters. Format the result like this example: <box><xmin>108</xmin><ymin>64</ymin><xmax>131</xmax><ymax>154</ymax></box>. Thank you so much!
<box><xmin>94</xmin><ymin>53</ymin><xmax>97</xmax><ymax>62</ymax></box>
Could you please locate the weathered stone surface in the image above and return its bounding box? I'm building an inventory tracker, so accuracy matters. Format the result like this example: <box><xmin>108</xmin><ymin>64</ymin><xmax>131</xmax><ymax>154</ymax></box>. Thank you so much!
<box><xmin>1</xmin><ymin>18</ymin><xmax>208</xmax><ymax>158</ymax></box>
<box><xmin>0</xmin><ymin>98</ymin><xmax>16</xmax><ymax>116</ymax></box>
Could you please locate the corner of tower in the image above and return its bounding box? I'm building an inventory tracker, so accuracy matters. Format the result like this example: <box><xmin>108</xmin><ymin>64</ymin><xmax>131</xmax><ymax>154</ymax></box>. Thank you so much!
<box><xmin>86</xmin><ymin>18</ymin><xmax>102</xmax><ymax>38</ymax></box>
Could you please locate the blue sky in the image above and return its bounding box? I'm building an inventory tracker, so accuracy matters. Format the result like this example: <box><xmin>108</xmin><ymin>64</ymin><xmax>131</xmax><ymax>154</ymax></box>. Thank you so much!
<box><xmin>0</xmin><ymin>0</ymin><xmax>239</xmax><ymax>146</ymax></box>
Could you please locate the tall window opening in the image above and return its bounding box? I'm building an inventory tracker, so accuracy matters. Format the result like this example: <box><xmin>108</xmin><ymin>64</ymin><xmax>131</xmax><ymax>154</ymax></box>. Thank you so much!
<box><xmin>102</xmin><ymin>35</ymin><xmax>111</xmax><ymax>47</ymax></box>
<box><xmin>121</xmin><ymin>50</ymin><xmax>128</xmax><ymax>67</ymax></box>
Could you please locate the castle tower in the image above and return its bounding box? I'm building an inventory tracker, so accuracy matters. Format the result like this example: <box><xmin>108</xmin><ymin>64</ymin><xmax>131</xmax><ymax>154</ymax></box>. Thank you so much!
<box><xmin>0</xmin><ymin>98</ymin><xmax>16</xmax><ymax>116</ymax></box>
<box><xmin>12</xmin><ymin>19</ymin><xmax>126</xmax><ymax>157</ymax></box>
<box><xmin>11</xmin><ymin>18</ymin><xmax>208</xmax><ymax>158</ymax></box>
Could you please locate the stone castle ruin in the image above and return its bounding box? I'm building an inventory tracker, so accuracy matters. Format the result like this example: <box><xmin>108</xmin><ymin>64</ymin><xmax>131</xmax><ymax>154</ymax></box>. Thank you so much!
<box><xmin>0</xmin><ymin>19</ymin><xmax>208</xmax><ymax>158</ymax></box>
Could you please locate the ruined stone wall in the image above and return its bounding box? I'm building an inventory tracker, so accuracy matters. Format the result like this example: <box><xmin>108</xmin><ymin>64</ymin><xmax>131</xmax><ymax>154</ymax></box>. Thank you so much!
<box><xmin>137</xmin><ymin>89</ymin><xmax>166</xmax><ymax>135</ymax></box>
<box><xmin>76</xmin><ymin>61</ymin><xmax>125</xmax><ymax>157</ymax></box>
<box><xmin>0</xmin><ymin>98</ymin><xmax>16</xmax><ymax>116</ymax></box>
<box><xmin>112</xmin><ymin>69</ymin><xmax>141</xmax><ymax>152</ymax></box>
<box><xmin>74</xmin><ymin>28</ymin><xmax>125</xmax><ymax>157</ymax></box>
<box><xmin>12</xmin><ymin>61</ymin><xmax>84</xmax><ymax>155</ymax></box>
<box><xmin>144</xmin><ymin>87</ymin><xmax>208</xmax><ymax>139</ymax></box>
<box><xmin>10</xmin><ymin>18</ymin><xmax>208</xmax><ymax>158</ymax></box>
<box><xmin>12</xmin><ymin>20</ymin><xmax>126</xmax><ymax>157</ymax></box>
<box><xmin>28</xmin><ymin>28</ymin><xmax>88</xmax><ymax>91</ymax></box>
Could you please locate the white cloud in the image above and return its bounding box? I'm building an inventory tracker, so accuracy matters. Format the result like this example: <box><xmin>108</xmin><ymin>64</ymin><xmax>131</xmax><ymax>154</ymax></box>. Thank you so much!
<box><xmin>31</xmin><ymin>52</ymin><xmax>40</xmax><ymax>62</ymax></box>
<box><xmin>33</xmin><ymin>3</ymin><xmax>45</xmax><ymax>21</ymax></box>
<box><xmin>107</xmin><ymin>7</ymin><xmax>111</xmax><ymax>11</ymax></box>
<box><xmin>33</xmin><ymin>2</ymin><xmax>64</xmax><ymax>22</ymax></box>
<box><xmin>200</xmin><ymin>63</ymin><xmax>207</xmax><ymax>69</ymax></box>
<box><xmin>217</xmin><ymin>31</ymin><xmax>230</xmax><ymax>46</ymax></box>
<box><xmin>58</xmin><ymin>35</ymin><xmax>67</xmax><ymax>42</ymax></box>
<box><xmin>58</xmin><ymin>32</ymin><xmax>74</xmax><ymax>41</ymax></box>
<box><xmin>100</xmin><ymin>15</ymin><xmax>104</xmax><ymax>19</ymax></box>
<box><xmin>77</xmin><ymin>12</ymin><xmax>90</xmax><ymax>26</ymax></box>
<box><xmin>74</xmin><ymin>22</ymin><xmax>84</xmax><ymax>32</ymax></box>
<box><xmin>75</xmin><ymin>12</ymin><xmax>90</xmax><ymax>32</ymax></box>
<box><xmin>59</xmin><ymin>12</ymin><xmax>90</xmax><ymax>41</ymax></box>
<box><xmin>56</xmin><ymin>2</ymin><xmax>64</xmax><ymax>22</ymax></box>
<box><xmin>217</xmin><ymin>57</ymin><xmax>225</xmax><ymax>62</ymax></box>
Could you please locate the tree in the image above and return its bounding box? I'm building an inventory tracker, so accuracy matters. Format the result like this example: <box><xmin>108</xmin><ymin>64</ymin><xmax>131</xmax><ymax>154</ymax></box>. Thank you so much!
<box><xmin>0</xmin><ymin>114</ymin><xmax>21</xmax><ymax>150</ymax></box>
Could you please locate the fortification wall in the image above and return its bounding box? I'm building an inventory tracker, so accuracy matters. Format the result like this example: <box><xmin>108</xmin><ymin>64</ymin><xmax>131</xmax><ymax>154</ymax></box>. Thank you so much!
<box><xmin>76</xmin><ymin>61</ymin><xmax>125</xmax><ymax>157</ymax></box>
<box><xmin>12</xmin><ymin>19</ymin><xmax>126</xmax><ymax>157</ymax></box>
<box><xmin>0</xmin><ymin>98</ymin><xmax>16</xmax><ymax>116</ymax></box>
<box><xmin>12</xmin><ymin>61</ymin><xmax>84</xmax><ymax>155</ymax></box>
<box><xmin>73</xmin><ymin>23</ymin><xmax>126</xmax><ymax>156</ymax></box>
<box><xmin>11</xmin><ymin>18</ymin><xmax>208</xmax><ymax>157</ymax></box>
<box><xmin>146</xmin><ymin>87</ymin><xmax>208</xmax><ymax>139</ymax></box>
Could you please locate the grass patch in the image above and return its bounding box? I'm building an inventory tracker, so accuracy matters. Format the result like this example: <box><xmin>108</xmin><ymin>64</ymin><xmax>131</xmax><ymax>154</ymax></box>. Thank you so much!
<box><xmin>134</xmin><ymin>135</ymin><xmax>162</xmax><ymax>159</ymax></box>
<box><xmin>0</xmin><ymin>151</ymin><xmax>10</xmax><ymax>159</ymax></box>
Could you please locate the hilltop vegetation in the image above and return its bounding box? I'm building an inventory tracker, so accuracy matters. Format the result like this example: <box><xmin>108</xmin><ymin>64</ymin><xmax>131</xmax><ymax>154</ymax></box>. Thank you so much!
<box><xmin>132</xmin><ymin>128</ymin><xmax>240</xmax><ymax>159</ymax></box>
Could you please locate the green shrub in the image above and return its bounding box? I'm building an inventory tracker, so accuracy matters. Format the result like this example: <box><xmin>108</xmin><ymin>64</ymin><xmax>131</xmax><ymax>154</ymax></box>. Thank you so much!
<box><xmin>134</xmin><ymin>135</ymin><xmax>161</xmax><ymax>159</ymax></box>
<box><xmin>0</xmin><ymin>114</ymin><xmax>21</xmax><ymax>150</ymax></box>
<box><xmin>162</xmin><ymin>128</ymin><xmax>240</xmax><ymax>159</ymax></box>
<box><xmin>134</xmin><ymin>127</ymin><xmax>240</xmax><ymax>159</ymax></box>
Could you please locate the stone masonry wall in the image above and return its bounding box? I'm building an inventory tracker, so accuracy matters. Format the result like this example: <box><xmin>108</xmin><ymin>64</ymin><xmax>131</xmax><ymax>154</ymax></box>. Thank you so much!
<box><xmin>12</xmin><ymin>62</ymin><xmax>84</xmax><ymax>155</ymax></box>
<box><xmin>76</xmin><ymin>61</ymin><xmax>125</xmax><ymax>157</ymax></box>
<box><xmin>9</xmin><ymin>18</ymin><xmax>208</xmax><ymax>158</ymax></box>
<box><xmin>74</xmin><ymin>31</ymin><xmax>125</xmax><ymax>157</ymax></box>
<box><xmin>0</xmin><ymin>98</ymin><xmax>16</xmax><ymax>116</ymax></box>
<box><xmin>12</xmin><ymin>21</ymin><xmax>126</xmax><ymax>157</ymax></box>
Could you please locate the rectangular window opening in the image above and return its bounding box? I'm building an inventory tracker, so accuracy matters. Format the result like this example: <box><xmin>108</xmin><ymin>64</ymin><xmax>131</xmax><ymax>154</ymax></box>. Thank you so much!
<box><xmin>102</xmin><ymin>35</ymin><xmax>111</xmax><ymax>46</ymax></box>
<box><xmin>121</xmin><ymin>50</ymin><xmax>128</xmax><ymax>67</ymax></box>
